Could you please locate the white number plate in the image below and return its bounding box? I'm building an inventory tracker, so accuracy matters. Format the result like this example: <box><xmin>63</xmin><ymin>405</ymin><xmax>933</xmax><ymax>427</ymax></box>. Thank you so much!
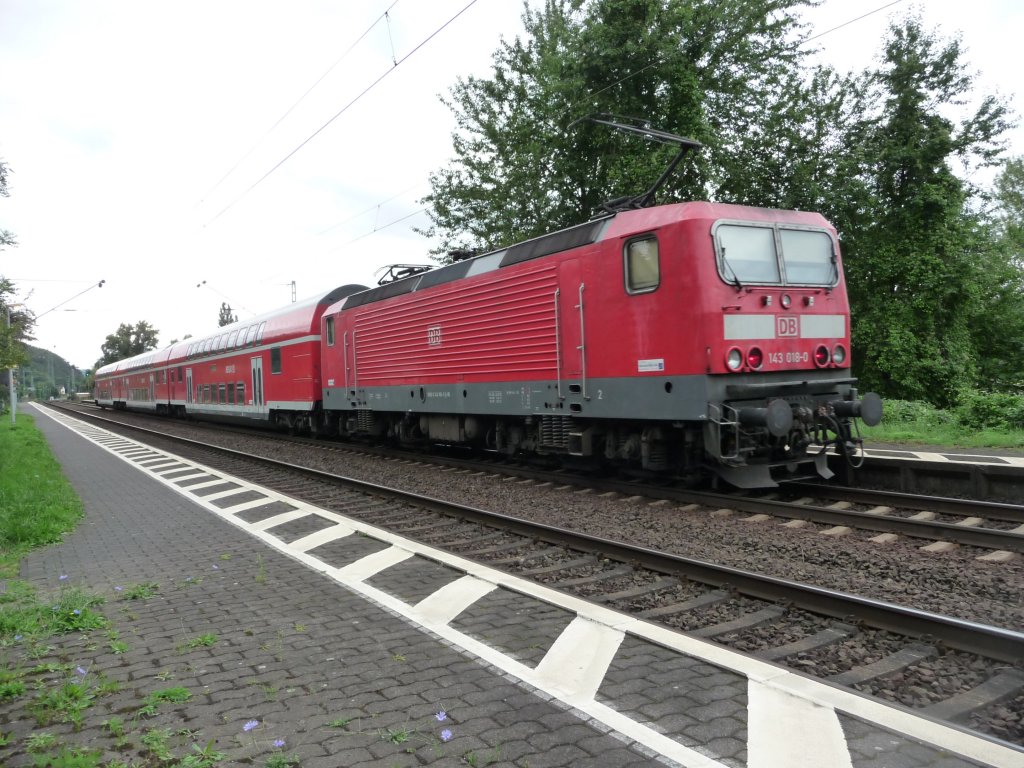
<box><xmin>768</xmin><ymin>351</ymin><xmax>809</xmax><ymax>364</ymax></box>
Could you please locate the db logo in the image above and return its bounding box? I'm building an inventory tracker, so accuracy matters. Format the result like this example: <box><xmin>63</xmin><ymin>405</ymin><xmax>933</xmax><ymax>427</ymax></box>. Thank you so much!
<box><xmin>777</xmin><ymin>316</ymin><xmax>798</xmax><ymax>337</ymax></box>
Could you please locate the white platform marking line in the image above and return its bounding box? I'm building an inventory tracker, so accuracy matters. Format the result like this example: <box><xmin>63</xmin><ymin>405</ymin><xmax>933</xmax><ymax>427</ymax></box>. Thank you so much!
<box><xmin>748</xmin><ymin>679</ymin><xmax>852</xmax><ymax>768</ymax></box>
<box><xmin>534</xmin><ymin>616</ymin><xmax>625</xmax><ymax>703</ymax></box>
<box><xmin>289</xmin><ymin>525</ymin><xmax>354</xmax><ymax>553</ymax></box>
<box><xmin>250</xmin><ymin>510</ymin><xmax>310</xmax><ymax>532</ymax></box>
<box><xmin>201</xmin><ymin>488</ymin><xmax>253</xmax><ymax>502</ymax></box>
<box><xmin>180</xmin><ymin>478</ymin><xmax>229</xmax><ymax>491</ymax></box>
<box><xmin>336</xmin><ymin>546</ymin><xmax>414</xmax><ymax>580</ymax></box>
<box><xmin>413</xmin><ymin>575</ymin><xmax>497</xmax><ymax>625</ymax></box>
<box><xmin>218</xmin><ymin>497</ymin><xmax>278</xmax><ymax>514</ymax></box>
<box><xmin>166</xmin><ymin>471</ymin><xmax>213</xmax><ymax>483</ymax></box>
<box><xmin>775</xmin><ymin>672</ymin><xmax>1021</xmax><ymax>768</ymax></box>
<box><xmin>139</xmin><ymin>458</ymin><xmax>176</xmax><ymax>467</ymax></box>
<box><xmin>33</xmin><ymin>406</ymin><xmax>1021</xmax><ymax>768</ymax></box>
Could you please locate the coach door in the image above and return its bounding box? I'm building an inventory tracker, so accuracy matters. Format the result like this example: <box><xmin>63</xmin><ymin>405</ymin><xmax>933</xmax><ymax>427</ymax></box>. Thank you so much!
<box><xmin>185</xmin><ymin>369</ymin><xmax>193</xmax><ymax>404</ymax></box>
<box><xmin>250</xmin><ymin>357</ymin><xmax>265</xmax><ymax>413</ymax></box>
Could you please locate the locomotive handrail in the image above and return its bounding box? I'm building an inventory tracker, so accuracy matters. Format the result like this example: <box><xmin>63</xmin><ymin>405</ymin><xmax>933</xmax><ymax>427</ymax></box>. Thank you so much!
<box><xmin>343</xmin><ymin>331</ymin><xmax>350</xmax><ymax>392</ymax></box>
<box><xmin>554</xmin><ymin>288</ymin><xmax>563</xmax><ymax>400</ymax></box>
<box><xmin>577</xmin><ymin>283</ymin><xmax>588</xmax><ymax>400</ymax></box>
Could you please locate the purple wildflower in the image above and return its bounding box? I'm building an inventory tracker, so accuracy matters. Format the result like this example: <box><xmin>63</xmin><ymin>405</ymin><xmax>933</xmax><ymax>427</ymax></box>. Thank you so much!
<box><xmin>272</xmin><ymin>739</ymin><xmax>285</xmax><ymax>748</ymax></box>
<box><xmin>72</xmin><ymin>609</ymin><xmax>81</xmax><ymax>615</ymax></box>
<box><xmin>14</xmin><ymin>634</ymin><xmax>22</xmax><ymax>641</ymax></box>
<box><xmin>76</xmin><ymin>665</ymin><xmax>87</xmax><ymax>676</ymax></box>
<box><xmin>212</xmin><ymin>564</ymin><xmax>219</xmax><ymax>570</ymax></box>
<box><xmin>440</xmin><ymin>728</ymin><xmax>452</xmax><ymax>742</ymax></box>
<box><xmin>59</xmin><ymin>574</ymin><xmax>69</xmax><ymax>581</ymax></box>
<box><xmin>243</xmin><ymin>719</ymin><xmax>259</xmax><ymax>732</ymax></box>
<box><xmin>435</xmin><ymin>710</ymin><xmax>447</xmax><ymax>722</ymax></box>
<box><xmin>114</xmin><ymin>586</ymin><xmax>124</xmax><ymax>592</ymax></box>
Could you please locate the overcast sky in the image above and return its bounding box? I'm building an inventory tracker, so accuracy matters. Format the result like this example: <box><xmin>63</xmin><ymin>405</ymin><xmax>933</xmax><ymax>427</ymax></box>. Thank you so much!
<box><xmin>1</xmin><ymin>0</ymin><xmax>1021</xmax><ymax>371</ymax></box>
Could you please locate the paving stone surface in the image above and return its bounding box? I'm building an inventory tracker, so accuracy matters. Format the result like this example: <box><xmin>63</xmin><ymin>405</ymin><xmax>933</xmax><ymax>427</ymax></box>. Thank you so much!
<box><xmin>597</xmin><ymin>635</ymin><xmax>748</xmax><ymax>768</ymax></box>
<box><xmin>1</xmin><ymin>413</ymin><xmax>661</xmax><ymax>767</ymax></box>
<box><xmin>448</xmin><ymin>588</ymin><xmax>577</xmax><ymax>669</ymax></box>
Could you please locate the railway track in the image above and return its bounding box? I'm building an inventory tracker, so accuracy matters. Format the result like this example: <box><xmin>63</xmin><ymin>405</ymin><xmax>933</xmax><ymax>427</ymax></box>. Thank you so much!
<box><xmin>60</xmin><ymin>402</ymin><xmax>1024</xmax><ymax>556</ymax></box>
<box><xmin>43</xmin><ymin>402</ymin><xmax>1024</xmax><ymax>746</ymax></box>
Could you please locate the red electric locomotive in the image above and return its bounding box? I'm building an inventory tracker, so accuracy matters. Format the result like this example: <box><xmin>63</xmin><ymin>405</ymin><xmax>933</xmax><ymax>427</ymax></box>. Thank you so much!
<box><xmin>317</xmin><ymin>121</ymin><xmax>880</xmax><ymax>488</ymax></box>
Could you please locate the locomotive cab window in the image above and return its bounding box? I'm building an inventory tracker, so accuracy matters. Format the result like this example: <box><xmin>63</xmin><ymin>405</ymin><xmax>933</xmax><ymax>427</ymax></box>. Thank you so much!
<box><xmin>325</xmin><ymin>317</ymin><xmax>335</xmax><ymax>346</ymax></box>
<box><xmin>780</xmin><ymin>229</ymin><xmax>835</xmax><ymax>284</ymax></box>
<box><xmin>714</xmin><ymin>222</ymin><xmax>838</xmax><ymax>287</ymax></box>
<box><xmin>624</xmin><ymin>236</ymin><xmax>659</xmax><ymax>294</ymax></box>
<box><xmin>270</xmin><ymin>347</ymin><xmax>282</xmax><ymax>374</ymax></box>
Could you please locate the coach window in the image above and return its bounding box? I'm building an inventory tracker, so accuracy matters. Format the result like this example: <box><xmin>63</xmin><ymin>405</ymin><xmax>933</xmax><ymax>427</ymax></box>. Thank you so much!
<box><xmin>271</xmin><ymin>347</ymin><xmax>282</xmax><ymax>374</ymax></box>
<box><xmin>256</xmin><ymin>322</ymin><xmax>267</xmax><ymax>344</ymax></box>
<box><xmin>325</xmin><ymin>317</ymin><xmax>335</xmax><ymax>346</ymax></box>
<box><xmin>227</xmin><ymin>383</ymin><xmax>235</xmax><ymax>404</ymax></box>
<box><xmin>237</xmin><ymin>382</ymin><xmax>246</xmax><ymax>405</ymax></box>
<box><xmin>624</xmin><ymin>236</ymin><xmax>660</xmax><ymax>294</ymax></box>
<box><xmin>218</xmin><ymin>383</ymin><xmax>226</xmax><ymax>403</ymax></box>
<box><xmin>244</xmin><ymin>324</ymin><xmax>258</xmax><ymax>346</ymax></box>
<box><xmin>227</xmin><ymin>330</ymin><xmax>238</xmax><ymax>348</ymax></box>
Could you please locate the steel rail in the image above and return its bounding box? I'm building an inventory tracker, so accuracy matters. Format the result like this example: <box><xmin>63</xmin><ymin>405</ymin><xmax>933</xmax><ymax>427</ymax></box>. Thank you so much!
<box><xmin>48</xmin><ymin>403</ymin><xmax>1024</xmax><ymax>664</ymax></box>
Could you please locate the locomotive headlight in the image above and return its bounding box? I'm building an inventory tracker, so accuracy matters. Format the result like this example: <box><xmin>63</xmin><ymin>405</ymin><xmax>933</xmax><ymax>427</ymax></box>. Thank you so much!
<box><xmin>747</xmin><ymin>346</ymin><xmax>764</xmax><ymax>369</ymax></box>
<box><xmin>780</xmin><ymin>293</ymin><xmax>792</xmax><ymax>309</ymax></box>
<box><xmin>813</xmin><ymin>345</ymin><xmax>830</xmax><ymax>367</ymax></box>
<box><xmin>832</xmin><ymin>344</ymin><xmax>847</xmax><ymax>365</ymax></box>
<box><xmin>726</xmin><ymin>347</ymin><xmax>744</xmax><ymax>371</ymax></box>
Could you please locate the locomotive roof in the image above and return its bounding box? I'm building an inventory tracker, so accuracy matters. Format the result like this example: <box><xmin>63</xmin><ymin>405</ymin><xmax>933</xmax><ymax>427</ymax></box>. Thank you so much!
<box><xmin>324</xmin><ymin>201</ymin><xmax>832</xmax><ymax>314</ymax></box>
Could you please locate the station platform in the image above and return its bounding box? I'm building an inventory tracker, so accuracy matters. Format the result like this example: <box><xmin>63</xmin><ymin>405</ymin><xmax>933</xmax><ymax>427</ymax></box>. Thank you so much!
<box><xmin>17</xmin><ymin>403</ymin><xmax>1022</xmax><ymax>767</ymax></box>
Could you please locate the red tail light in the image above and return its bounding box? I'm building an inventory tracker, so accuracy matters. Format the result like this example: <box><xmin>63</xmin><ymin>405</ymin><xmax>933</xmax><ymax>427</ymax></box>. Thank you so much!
<box><xmin>747</xmin><ymin>347</ymin><xmax>764</xmax><ymax>369</ymax></box>
<box><xmin>813</xmin><ymin>345</ymin><xmax>830</xmax><ymax>367</ymax></box>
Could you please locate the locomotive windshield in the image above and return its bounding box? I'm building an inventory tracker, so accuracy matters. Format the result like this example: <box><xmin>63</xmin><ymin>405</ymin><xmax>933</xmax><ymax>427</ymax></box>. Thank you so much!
<box><xmin>714</xmin><ymin>222</ymin><xmax>836</xmax><ymax>287</ymax></box>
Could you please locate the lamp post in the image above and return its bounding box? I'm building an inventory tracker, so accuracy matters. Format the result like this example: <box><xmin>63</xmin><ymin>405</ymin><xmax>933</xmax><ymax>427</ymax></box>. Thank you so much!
<box><xmin>6</xmin><ymin>303</ymin><xmax>21</xmax><ymax>425</ymax></box>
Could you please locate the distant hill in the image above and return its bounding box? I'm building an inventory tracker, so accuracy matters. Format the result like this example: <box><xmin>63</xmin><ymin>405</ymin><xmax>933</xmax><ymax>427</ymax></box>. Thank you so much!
<box><xmin>3</xmin><ymin>344</ymin><xmax>87</xmax><ymax>401</ymax></box>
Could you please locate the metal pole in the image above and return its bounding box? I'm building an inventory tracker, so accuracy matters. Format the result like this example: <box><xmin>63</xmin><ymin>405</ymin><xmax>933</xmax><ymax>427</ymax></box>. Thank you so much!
<box><xmin>7</xmin><ymin>305</ymin><xmax>15</xmax><ymax>425</ymax></box>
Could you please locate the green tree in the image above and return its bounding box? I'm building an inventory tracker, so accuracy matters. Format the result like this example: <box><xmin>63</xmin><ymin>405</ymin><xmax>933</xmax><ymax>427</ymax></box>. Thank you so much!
<box><xmin>994</xmin><ymin>156</ymin><xmax>1024</xmax><ymax>263</ymax></box>
<box><xmin>421</xmin><ymin>0</ymin><xmax>817</xmax><ymax>256</ymax></box>
<box><xmin>218</xmin><ymin>302</ymin><xmax>237</xmax><ymax>327</ymax></box>
<box><xmin>1</xmin><ymin>277</ymin><xmax>34</xmax><ymax>371</ymax></box>
<box><xmin>0</xmin><ymin>158</ymin><xmax>16</xmax><ymax>251</ymax></box>
<box><xmin>1</xmin><ymin>160</ymin><xmax>33</xmax><ymax>373</ymax></box>
<box><xmin>841</xmin><ymin>17</ymin><xmax>1013</xmax><ymax>406</ymax></box>
<box><xmin>97</xmin><ymin>321</ymin><xmax>160</xmax><ymax>367</ymax></box>
<box><xmin>973</xmin><ymin>156</ymin><xmax>1024</xmax><ymax>391</ymax></box>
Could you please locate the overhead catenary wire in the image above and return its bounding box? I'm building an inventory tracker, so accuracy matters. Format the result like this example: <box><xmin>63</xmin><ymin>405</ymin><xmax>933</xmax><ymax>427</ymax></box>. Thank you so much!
<box><xmin>322</xmin><ymin>1</ymin><xmax>910</xmax><ymax>258</ymax></box>
<box><xmin>204</xmin><ymin>0</ymin><xmax>482</xmax><ymax>229</ymax></box>
<box><xmin>560</xmin><ymin>0</ymin><xmax>909</xmax><ymax>126</ymax></box>
<box><xmin>197</xmin><ymin>1</ymin><xmax>401</xmax><ymax>208</ymax></box>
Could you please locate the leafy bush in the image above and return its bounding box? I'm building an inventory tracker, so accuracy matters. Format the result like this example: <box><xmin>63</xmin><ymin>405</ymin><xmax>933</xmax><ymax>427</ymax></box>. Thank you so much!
<box><xmin>955</xmin><ymin>391</ymin><xmax>1024</xmax><ymax>431</ymax></box>
<box><xmin>881</xmin><ymin>399</ymin><xmax>958</xmax><ymax>428</ymax></box>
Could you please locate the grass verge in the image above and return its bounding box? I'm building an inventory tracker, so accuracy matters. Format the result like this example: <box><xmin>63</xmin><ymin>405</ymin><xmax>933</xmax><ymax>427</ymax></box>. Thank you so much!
<box><xmin>0</xmin><ymin>412</ymin><xmax>83</xmax><ymax>578</ymax></box>
<box><xmin>860</xmin><ymin>399</ymin><xmax>1024</xmax><ymax>451</ymax></box>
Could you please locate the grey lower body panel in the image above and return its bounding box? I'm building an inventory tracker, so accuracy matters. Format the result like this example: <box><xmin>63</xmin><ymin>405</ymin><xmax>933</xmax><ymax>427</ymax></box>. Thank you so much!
<box><xmin>324</xmin><ymin>375</ymin><xmax>713</xmax><ymax>421</ymax></box>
